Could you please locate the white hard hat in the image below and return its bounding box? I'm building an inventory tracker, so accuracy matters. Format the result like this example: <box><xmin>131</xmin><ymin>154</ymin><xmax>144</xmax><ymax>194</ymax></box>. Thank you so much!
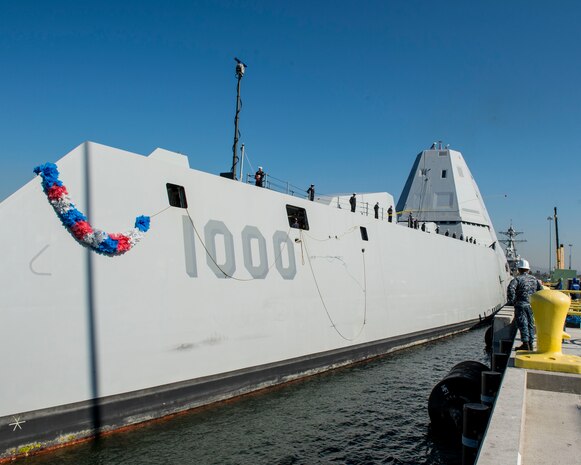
<box><xmin>517</xmin><ymin>259</ymin><xmax>530</xmax><ymax>270</ymax></box>
<box><xmin>258</xmin><ymin>166</ymin><xmax>263</xmax><ymax>170</ymax></box>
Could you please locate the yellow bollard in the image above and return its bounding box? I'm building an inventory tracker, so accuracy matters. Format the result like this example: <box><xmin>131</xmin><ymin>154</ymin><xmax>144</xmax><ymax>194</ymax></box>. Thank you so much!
<box><xmin>534</xmin><ymin>290</ymin><xmax>569</xmax><ymax>353</ymax></box>
<box><xmin>515</xmin><ymin>289</ymin><xmax>581</xmax><ymax>374</ymax></box>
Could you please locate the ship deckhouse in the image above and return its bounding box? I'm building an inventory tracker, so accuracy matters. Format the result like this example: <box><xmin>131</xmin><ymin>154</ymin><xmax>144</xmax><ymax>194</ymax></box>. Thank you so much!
<box><xmin>396</xmin><ymin>143</ymin><xmax>498</xmax><ymax>246</ymax></box>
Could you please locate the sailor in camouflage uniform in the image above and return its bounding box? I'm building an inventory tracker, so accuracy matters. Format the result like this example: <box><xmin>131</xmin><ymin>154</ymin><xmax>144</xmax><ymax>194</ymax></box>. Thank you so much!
<box><xmin>507</xmin><ymin>259</ymin><xmax>543</xmax><ymax>351</ymax></box>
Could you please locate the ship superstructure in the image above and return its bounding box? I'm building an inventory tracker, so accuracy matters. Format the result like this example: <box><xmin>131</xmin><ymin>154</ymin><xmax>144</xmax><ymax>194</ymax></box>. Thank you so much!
<box><xmin>396</xmin><ymin>142</ymin><xmax>500</xmax><ymax>247</ymax></box>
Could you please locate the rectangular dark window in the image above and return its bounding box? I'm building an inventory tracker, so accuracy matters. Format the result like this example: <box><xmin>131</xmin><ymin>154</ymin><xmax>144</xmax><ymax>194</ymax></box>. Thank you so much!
<box><xmin>360</xmin><ymin>226</ymin><xmax>368</xmax><ymax>241</ymax></box>
<box><xmin>167</xmin><ymin>183</ymin><xmax>188</xmax><ymax>208</ymax></box>
<box><xmin>441</xmin><ymin>169</ymin><xmax>447</xmax><ymax>178</ymax></box>
<box><xmin>286</xmin><ymin>205</ymin><xmax>309</xmax><ymax>230</ymax></box>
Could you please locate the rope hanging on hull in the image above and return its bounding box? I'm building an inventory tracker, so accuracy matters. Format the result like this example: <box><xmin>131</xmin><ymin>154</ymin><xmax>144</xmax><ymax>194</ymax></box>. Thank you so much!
<box><xmin>302</xmin><ymin>232</ymin><xmax>368</xmax><ymax>342</ymax></box>
<box><xmin>185</xmin><ymin>209</ymin><xmax>368</xmax><ymax>341</ymax></box>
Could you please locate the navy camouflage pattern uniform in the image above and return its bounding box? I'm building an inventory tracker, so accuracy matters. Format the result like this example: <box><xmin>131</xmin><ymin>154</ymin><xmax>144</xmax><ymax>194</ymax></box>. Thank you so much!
<box><xmin>507</xmin><ymin>274</ymin><xmax>543</xmax><ymax>344</ymax></box>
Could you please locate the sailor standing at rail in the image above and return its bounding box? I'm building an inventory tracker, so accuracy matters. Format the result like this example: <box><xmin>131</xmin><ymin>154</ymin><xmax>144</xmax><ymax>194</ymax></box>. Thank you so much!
<box><xmin>255</xmin><ymin>167</ymin><xmax>266</xmax><ymax>187</ymax></box>
<box><xmin>507</xmin><ymin>259</ymin><xmax>543</xmax><ymax>351</ymax></box>
<box><xmin>350</xmin><ymin>193</ymin><xmax>356</xmax><ymax>212</ymax></box>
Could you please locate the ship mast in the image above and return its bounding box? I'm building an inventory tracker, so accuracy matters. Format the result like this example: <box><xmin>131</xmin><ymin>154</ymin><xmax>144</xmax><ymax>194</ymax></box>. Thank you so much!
<box><xmin>499</xmin><ymin>222</ymin><xmax>526</xmax><ymax>272</ymax></box>
<box><xmin>231</xmin><ymin>57</ymin><xmax>247</xmax><ymax>180</ymax></box>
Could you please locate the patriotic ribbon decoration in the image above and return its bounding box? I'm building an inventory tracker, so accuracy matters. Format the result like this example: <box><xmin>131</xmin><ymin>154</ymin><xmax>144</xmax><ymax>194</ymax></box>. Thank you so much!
<box><xmin>33</xmin><ymin>163</ymin><xmax>150</xmax><ymax>256</ymax></box>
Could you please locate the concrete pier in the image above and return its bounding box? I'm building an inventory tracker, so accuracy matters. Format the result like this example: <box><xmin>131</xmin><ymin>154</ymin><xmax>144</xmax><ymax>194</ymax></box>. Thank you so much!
<box><xmin>477</xmin><ymin>307</ymin><xmax>581</xmax><ymax>465</ymax></box>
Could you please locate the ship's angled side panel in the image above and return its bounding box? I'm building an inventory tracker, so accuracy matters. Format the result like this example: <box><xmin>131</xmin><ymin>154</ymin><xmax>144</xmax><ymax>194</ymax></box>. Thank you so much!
<box><xmin>397</xmin><ymin>148</ymin><xmax>461</xmax><ymax>224</ymax></box>
<box><xmin>395</xmin><ymin>152</ymin><xmax>422</xmax><ymax>214</ymax></box>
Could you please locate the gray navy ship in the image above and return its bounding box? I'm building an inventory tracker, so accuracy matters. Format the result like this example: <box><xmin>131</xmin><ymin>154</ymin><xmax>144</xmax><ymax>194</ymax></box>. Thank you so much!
<box><xmin>0</xmin><ymin>126</ymin><xmax>509</xmax><ymax>458</ymax></box>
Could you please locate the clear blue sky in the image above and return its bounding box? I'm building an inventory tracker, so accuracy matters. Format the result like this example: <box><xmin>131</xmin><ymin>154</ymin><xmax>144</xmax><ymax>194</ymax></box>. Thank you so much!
<box><xmin>1</xmin><ymin>0</ymin><xmax>580</xmax><ymax>271</ymax></box>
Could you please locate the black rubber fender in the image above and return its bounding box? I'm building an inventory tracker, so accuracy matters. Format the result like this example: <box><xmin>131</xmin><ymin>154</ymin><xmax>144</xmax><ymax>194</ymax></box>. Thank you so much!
<box><xmin>428</xmin><ymin>361</ymin><xmax>489</xmax><ymax>436</ymax></box>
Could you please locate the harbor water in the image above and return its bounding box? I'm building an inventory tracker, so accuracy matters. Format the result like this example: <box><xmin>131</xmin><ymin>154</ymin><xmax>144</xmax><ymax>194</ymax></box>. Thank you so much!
<box><xmin>23</xmin><ymin>327</ymin><xmax>489</xmax><ymax>465</ymax></box>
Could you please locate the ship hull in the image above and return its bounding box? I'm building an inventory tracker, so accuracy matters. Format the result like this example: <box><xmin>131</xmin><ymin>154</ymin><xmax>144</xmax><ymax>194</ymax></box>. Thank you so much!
<box><xmin>0</xmin><ymin>319</ymin><xmax>490</xmax><ymax>456</ymax></box>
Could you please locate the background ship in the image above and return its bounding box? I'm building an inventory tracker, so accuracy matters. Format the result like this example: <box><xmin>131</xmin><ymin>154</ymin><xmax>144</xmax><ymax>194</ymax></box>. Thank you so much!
<box><xmin>0</xmin><ymin>137</ymin><xmax>510</xmax><ymax>458</ymax></box>
<box><xmin>499</xmin><ymin>223</ymin><xmax>526</xmax><ymax>274</ymax></box>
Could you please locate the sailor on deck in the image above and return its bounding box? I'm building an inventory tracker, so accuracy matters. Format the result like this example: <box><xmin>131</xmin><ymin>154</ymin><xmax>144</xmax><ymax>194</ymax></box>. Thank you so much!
<box><xmin>307</xmin><ymin>184</ymin><xmax>315</xmax><ymax>201</ymax></box>
<box><xmin>507</xmin><ymin>259</ymin><xmax>543</xmax><ymax>351</ymax></box>
<box><xmin>349</xmin><ymin>193</ymin><xmax>356</xmax><ymax>213</ymax></box>
<box><xmin>255</xmin><ymin>167</ymin><xmax>266</xmax><ymax>187</ymax></box>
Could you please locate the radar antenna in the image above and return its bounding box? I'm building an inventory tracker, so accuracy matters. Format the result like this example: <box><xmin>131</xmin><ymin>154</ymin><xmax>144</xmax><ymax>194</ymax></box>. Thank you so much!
<box><xmin>231</xmin><ymin>57</ymin><xmax>248</xmax><ymax>180</ymax></box>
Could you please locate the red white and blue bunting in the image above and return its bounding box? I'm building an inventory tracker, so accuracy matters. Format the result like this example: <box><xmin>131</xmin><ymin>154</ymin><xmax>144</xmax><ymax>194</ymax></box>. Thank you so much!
<box><xmin>33</xmin><ymin>163</ymin><xmax>150</xmax><ymax>256</ymax></box>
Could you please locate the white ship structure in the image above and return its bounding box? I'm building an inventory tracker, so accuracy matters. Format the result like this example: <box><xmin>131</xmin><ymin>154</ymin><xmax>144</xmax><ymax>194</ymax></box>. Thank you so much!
<box><xmin>0</xmin><ymin>140</ymin><xmax>510</xmax><ymax>458</ymax></box>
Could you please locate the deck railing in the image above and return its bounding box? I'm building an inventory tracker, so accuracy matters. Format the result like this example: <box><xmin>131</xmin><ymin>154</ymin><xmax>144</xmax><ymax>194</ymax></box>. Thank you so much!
<box><xmin>244</xmin><ymin>173</ymin><xmax>387</xmax><ymax>217</ymax></box>
<box><xmin>242</xmin><ymin>173</ymin><xmax>491</xmax><ymax>247</ymax></box>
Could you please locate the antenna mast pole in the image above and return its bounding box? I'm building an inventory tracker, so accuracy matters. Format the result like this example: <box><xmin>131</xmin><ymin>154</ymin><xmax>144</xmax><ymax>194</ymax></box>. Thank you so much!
<box><xmin>231</xmin><ymin>58</ymin><xmax>247</xmax><ymax>180</ymax></box>
<box><xmin>554</xmin><ymin>207</ymin><xmax>559</xmax><ymax>252</ymax></box>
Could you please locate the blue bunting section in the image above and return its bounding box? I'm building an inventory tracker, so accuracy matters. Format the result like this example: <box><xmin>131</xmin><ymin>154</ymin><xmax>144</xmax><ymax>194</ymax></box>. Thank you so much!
<box><xmin>33</xmin><ymin>162</ymin><xmax>150</xmax><ymax>256</ymax></box>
